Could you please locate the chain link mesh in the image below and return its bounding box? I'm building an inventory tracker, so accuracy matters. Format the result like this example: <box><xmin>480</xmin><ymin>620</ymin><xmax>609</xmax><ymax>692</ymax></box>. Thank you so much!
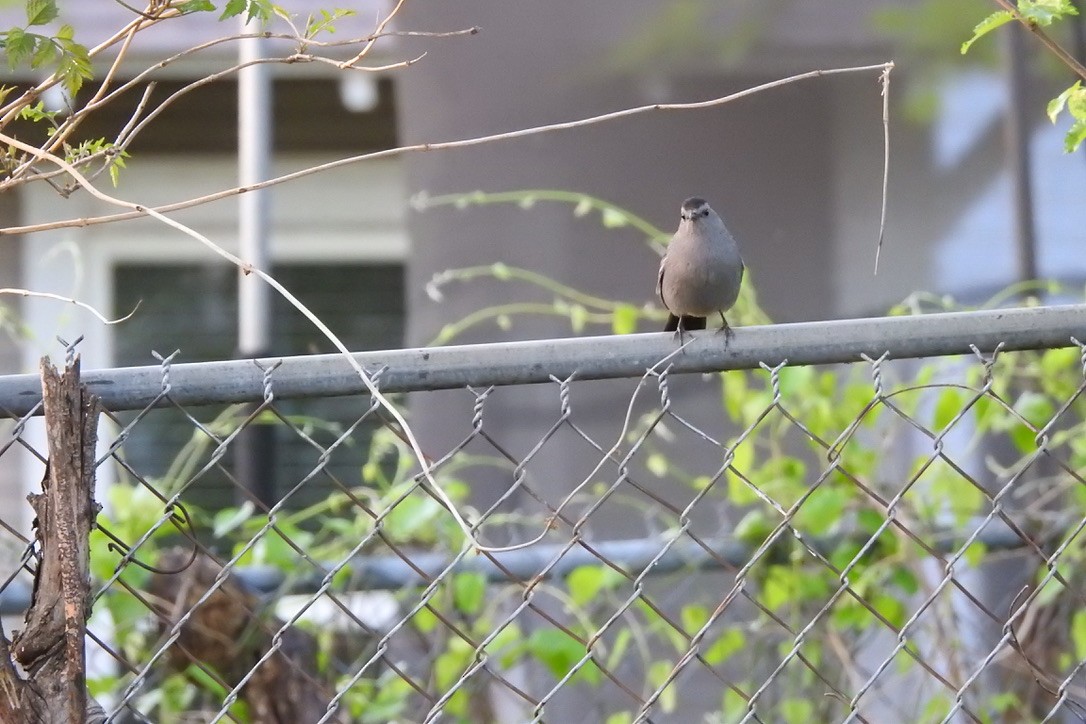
<box><xmin>1</xmin><ymin>336</ymin><xmax>1084</xmax><ymax>723</ymax></box>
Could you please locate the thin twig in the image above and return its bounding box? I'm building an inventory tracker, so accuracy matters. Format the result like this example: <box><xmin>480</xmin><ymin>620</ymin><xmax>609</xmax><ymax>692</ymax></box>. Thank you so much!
<box><xmin>338</xmin><ymin>0</ymin><xmax>408</xmax><ymax>69</ymax></box>
<box><xmin>873</xmin><ymin>62</ymin><xmax>894</xmax><ymax>274</ymax></box>
<box><xmin>112</xmin><ymin>82</ymin><xmax>156</xmax><ymax>151</ymax></box>
<box><xmin>0</xmin><ymin>12</ymin><xmax>168</xmax><ymax>127</ymax></box>
<box><xmin>992</xmin><ymin>0</ymin><xmax>1086</xmax><ymax>80</ymax></box>
<box><xmin>38</xmin><ymin>9</ymin><xmax>147</xmax><ymax>158</ymax></box>
<box><xmin>0</xmin><ymin>288</ymin><xmax>140</xmax><ymax>325</ymax></box>
<box><xmin>0</xmin><ymin>129</ymin><xmax>481</xmax><ymax>549</ymax></box>
<box><xmin>1</xmin><ymin>62</ymin><xmax>894</xmax><ymax>237</ymax></box>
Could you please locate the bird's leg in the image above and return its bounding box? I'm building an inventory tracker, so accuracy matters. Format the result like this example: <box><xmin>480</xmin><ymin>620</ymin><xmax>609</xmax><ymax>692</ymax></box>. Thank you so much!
<box><xmin>674</xmin><ymin>315</ymin><xmax>687</xmax><ymax>344</ymax></box>
<box><xmin>716</xmin><ymin>312</ymin><xmax>734</xmax><ymax>343</ymax></box>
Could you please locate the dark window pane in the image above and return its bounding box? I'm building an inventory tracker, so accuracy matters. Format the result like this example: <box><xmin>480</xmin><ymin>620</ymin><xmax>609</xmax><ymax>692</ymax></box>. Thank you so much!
<box><xmin>112</xmin><ymin>263</ymin><xmax>404</xmax><ymax>513</ymax></box>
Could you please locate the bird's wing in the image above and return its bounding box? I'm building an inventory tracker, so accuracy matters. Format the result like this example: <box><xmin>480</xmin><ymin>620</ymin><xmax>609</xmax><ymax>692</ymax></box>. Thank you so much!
<box><xmin>656</xmin><ymin>256</ymin><xmax>669</xmax><ymax>310</ymax></box>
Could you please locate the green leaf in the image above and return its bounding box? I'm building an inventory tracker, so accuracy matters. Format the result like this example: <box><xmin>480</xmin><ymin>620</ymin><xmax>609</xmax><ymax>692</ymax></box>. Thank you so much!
<box><xmin>109</xmin><ymin>148</ymin><xmax>129</xmax><ymax>187</ymax></box>
<box><xmin>526</xmin><ymin>629</ymin><xmax>596</xmax><ymax>683</ymax></box>
<box><xmin>487</xmin><ymin>623</ymin><xmax>523</xmax><ymax>667</ymax></box>
<box><xmin>25</xmin><ymin>0</ymin><xmax>58</xmax><ymax>26</ymax></box>
<box><xmin>762</xmin><ymin>565</ymin><xmax>792</xmax><ymax>611</ymax></box>
<box><xmin>933</xmin><ymin>388</ymin><xmax>963</xmax><ymax>431</ymax></box>
<box><xmin>305</xmin><ymin>8</ymin><xmax>354</xmax><ymax>38</ymax></box>
<box><xmin>212</xmin><ymin>501</ymin><xmax>255</xmax><ymax>537</ymax></box>
<box><xmin>647</xmin><ymin>660</ymin><xmax>677</xmax><ymax>712</ymax></box>
<box><xmin>18</xmin><ymin>100</ymin><xmax>57</xmax><ymax>122</ymax></box>
<box><xmin>453</xmin><ymin>571</ymin><xmax>486</xmax><ymax>615</ymax></box>
<box><xmin>1046</xmin><ymin>80</ymin><xmax>1086</xmax><ymax>151</ymax></box>
<box><xmin>601</xmin><ymin>207</ymin><xmax>628</xmax><ymax>228</ymax></box>
<box><xmin>703</xmin><ymin>628</ymin><xmax>744</xmax><ymax>665</ymax></box>
<box><xmin>1040</xmin><ymin>345</ymin><xmax>1079</xmax><ymax>376</ymax></box>
<box><xmin>890</xmin><ymin>565</ymin><xmax>920</xmax><ymax>595</ymax></box>
<box><xmin>1064</xmin><ymin>118</ymin><xmax>1086</xmax><ymax>153</ymax></box>
<box><xmin>219</xmin><ymin>0</ymin><xmax>248</xmax><ymax>19</ymax></box>
<box><xmin>567</xmin><ymin>564</ymin><xmax>622</xmax><ymax>607</ymax></box>
<box><xmin>646</xmin><ymin>452</ymin><xmax>668</xmax><ymax>477</ymax></box>
<box><xmin>831</xmin><ymin>599</ymin><xmax>868</xmax><ymax>630</ymax></box>
<box><xmin>778</xmin><ymin>365</ymin><xmax>814</xmax><ymax>400</ymax></box>
<box><xmin>733</xmin><ymin>509</ymin><xmax>772</xmax><ymax>546</ymax></box>
<box><xmin>611</xmin><ymin>303</ymin><xmax>639</xmax><ymax>335</ymax></box>
<box><xmin>5</xmin><ymin>28</ymin><xmax>35</xmax><ymax>69</ymax></box>
<box><xmin>412</xmin><ymin>605</ymin><xmax>439</xmax><ymax>634</ymax></box>
<box><xmin>1047</xmin><ymin>81</ymin><xmax>1081</xmax><ymax>122</ymax></box>
<box><xmin>726</xmin><ymin>471</ymin><xmax>758</xmax><ymax>506</ymax></box>
<box><xmin>1019</xmin><ymin>0</ymin><xmax>1078</xmax><ymax>26</ymax></box>
<box><xmin>433</xmin><ymin>645</ymin><xmax>471</xmax><ymax>691</ymax></box>
<box><xmin>1010</xmin><ymin>391</ymin><xmax>1055</xmax><ymax>451</ymax></box>
<box><xmin>568</xmin><ymin>303</ymin><xmax>587</xmax><ymax>333</ymax></box>
<box><xmin>721</xmin><ymin>370</ymin><xmax>747</xmax><ymax>422</ymax></box>
<box><xmin>680</xmin><ymin>604</ymin><xmax>708</xmax><ymax>634</ymax></box>
<box><xmin>56</xmin><ymin>36</ymin><xmax>92</xmax><ymax>95</ymax></box>
<box><xmin>856</xmin><ymin>508</ymin><xmax>885</xmax><ymax>534</ymax></box>
<box><xmin>963</xmin><ymin>540</ymin><xmax>987</xmax><ymax>567</ymax></box>
<box><xmin>1072</xmin><ymin>607</ymin><xmax>1086</xmax><ymax>659</ymax></box>
<box><xmin>871</xmin><ymin>593</ymin><xmax>906</xmax><ymax>628</ymax></box>
<box><xmin>792</xmin><ymin>486</ymin><xmax>847</xmax><ymax>536</ymax></box>
<box><xmin>30</xmin><ymin>35</ymin><xmax>55</xmax><ymax>67</ymax></box>
<box><xmin>961</xmin><ymin>10</ymin><xmax>1013</xmax><ymax>54</ymax></box>
<box><xmin>178</xmin><ymin>0</ymin><xmax>216</xmax><ymax>13</ymax></box>
<box><xmin>383</xmin><ymin>493</ymin><xmax>443</xmax><ymax>543</ymax></box>
<box><xmin>780</xmin><ymin>697</ymin><xmax>814</xmax><ymax>724</ymax></box>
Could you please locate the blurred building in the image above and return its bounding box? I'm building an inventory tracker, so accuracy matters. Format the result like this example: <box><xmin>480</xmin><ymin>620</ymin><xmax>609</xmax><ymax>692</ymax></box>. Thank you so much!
<box><xmin>2</xmin><ymin>2</ymin><xmax>1085</xmax><ymax>721</ymax></box>
<box><xmin>2</xmin><ymin>0</ymin><xmax>1085</xmax><ymax>600</ymax></box>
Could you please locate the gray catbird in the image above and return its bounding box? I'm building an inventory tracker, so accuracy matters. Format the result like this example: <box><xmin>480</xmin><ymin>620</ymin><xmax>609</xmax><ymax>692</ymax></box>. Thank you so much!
<box><xmin>656</xmin><ymin>197</ymin><xmax>745</xmax><ymax>338</ymax></box>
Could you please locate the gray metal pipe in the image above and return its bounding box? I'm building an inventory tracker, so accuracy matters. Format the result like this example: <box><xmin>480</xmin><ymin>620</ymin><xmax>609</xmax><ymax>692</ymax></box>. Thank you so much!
<box><xmin>0</xmin><ymin>304</ymin><xmax>1084</xmax><ymax>417</ymax></box>
<box><xmin>237</xmin><ymin>15</ymin><xmax>273</xmax><ymax>357</ymax></box>
<box><xmin>0</xmin><ymin>521</ymin><xmax>1036</xmax><ymax>615</ymax></box>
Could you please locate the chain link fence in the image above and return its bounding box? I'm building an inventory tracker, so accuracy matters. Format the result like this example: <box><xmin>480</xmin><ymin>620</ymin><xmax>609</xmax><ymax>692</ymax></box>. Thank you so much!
<box><xmin>1</xmin><ymin>306</ymin><xmax>1085</xmax><ymax>723</ymax></box>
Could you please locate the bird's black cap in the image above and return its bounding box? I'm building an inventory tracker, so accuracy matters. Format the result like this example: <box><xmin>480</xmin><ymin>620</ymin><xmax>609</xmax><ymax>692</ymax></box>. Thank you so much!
<box><xmin>681</xmin><ymin>197</ymin><xmax>709</xmax><ymax>212</ymax></box>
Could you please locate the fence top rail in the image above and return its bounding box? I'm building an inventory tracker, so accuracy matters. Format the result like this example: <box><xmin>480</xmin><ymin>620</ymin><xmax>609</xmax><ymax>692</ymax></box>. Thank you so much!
<box><xmin>1</xmin><ymin>304</ymin><xmax>1084</xmax><ymax>416</ymax></box>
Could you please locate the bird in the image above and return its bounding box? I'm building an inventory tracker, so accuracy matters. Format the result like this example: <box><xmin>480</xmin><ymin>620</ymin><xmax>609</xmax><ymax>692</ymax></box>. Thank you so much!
<box><xmin>656</xmin><ymin>196</ymin><xmax>745</xmax><ymax>341</ymax></box>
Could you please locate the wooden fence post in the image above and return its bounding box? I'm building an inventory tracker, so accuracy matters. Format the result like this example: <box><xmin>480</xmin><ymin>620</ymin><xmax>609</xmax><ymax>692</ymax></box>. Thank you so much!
<box><xmin>0</xmin><ymin>357</ymin><xmax>100</xmax><ymax>723</ymax></box>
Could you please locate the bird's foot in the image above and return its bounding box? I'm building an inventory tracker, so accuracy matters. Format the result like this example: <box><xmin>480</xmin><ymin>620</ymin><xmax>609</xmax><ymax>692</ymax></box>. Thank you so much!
<box><xmin>715</xmin><ymin>316</ymin><xmax>735</xmax><ymax>347</ymax></box>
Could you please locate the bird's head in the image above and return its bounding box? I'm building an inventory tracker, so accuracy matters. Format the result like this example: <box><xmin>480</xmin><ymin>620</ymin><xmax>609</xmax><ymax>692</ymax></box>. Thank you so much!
<box><xmin>680</xmin><ymin>197</ymin><xmax>712</xmax><ymax>222</ymax></box>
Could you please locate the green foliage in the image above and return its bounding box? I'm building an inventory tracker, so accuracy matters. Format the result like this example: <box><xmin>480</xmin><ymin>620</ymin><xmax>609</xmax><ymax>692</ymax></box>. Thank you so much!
<box><xmin>961</xmin><ymin>1</ymin><xmax>1078</xmax><ymax>53</ymax></box>
<box><xmin>219</xmin><ymin>0</ymin><xmax>281</xmax><ymax>23</ymax></box>
<box><xmin>305</xmin><ymin>8</ymin><xmax>356</xmax><ymax>40</ymax></box>
<box><xmin>59</xmin><ymin>127</ymin><xmax>1081</xmax><ymax>719</ymax></box>
<box><xmin>960</xmin><ymin>11</ymin><xmax>1016</xmax><ymax>54</ymax></box>
<box><xmin>178</xmin><ymin>0</ymin><xmax>217</xmax><ymax>14</ymax></box>
<box><xmin>1047</xmin><ymin>80</ymin><xmax>1086</xmax><ymax>152</ymax></box>
<box><xmin>959</xmin><ymin>0</ymin><xmax>1085</xmax><ymax>151</ymax></box>
<box><xmin>2</xmin><ymin>0</ymin><xmax>92</xmax><ymax>96</ymax></box>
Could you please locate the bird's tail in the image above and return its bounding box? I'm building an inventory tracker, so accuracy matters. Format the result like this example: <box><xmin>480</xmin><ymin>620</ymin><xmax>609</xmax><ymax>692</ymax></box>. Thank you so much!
<box><xmin>664</xmin><ymin>315</ymin><xmax>707</xmax><ymax>332</ymax></box>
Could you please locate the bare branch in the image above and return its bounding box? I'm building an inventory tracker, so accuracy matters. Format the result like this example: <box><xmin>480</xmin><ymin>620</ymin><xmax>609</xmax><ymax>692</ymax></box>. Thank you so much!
<box><xmin>0</xmin><ymin>129</ymin><xmax>482</xmax><ymax>548</ymax></box>
<box><xmin>1</xmin><ymin>62</ymin><xmax>894</xmax><ymax>236</ymax></box>
<box><xmin>338</xmin><ymin>0</ymin><xmax>409</xmax><ymax>69</ymax></box>
<box><xmin>873</xmin><ymin>62</ymin><xmax>893</xmax><ymax>274</ymax></box>
<box><xmin>991</xmin><ymin>0</ymin><xmax>1086</xmax><ymax>80</ymax></box>
<box><xmin>0</xmin><ymin>289</ymin><xmax>141</xmax><ymax>325</ymax></box>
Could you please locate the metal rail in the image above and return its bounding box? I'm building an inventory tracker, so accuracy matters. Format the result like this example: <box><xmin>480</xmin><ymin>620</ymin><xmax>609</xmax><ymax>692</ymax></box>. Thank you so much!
<box><xmin>0</xmin><ymin>522</ymin><xmax>1033</xmax><ymax>615</ymax></box>
<box><xmin>1</xmin><ymin>304</ymin><xmax>1084</xmax><ymax>416</ymax></box>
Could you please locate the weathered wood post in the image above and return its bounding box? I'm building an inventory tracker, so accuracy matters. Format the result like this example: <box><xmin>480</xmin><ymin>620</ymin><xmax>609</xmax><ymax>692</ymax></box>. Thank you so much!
<box><xmin>0</xmin><ymin>357</ymin><xmax>100</xmax><ymax>723</ymax></box>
